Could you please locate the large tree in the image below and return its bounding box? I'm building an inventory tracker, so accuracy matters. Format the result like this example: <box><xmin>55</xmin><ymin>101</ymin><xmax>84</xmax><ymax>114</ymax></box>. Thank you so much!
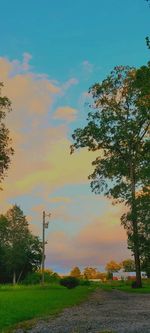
<box><xmin>71</xmin><ymin>65</ymin><xmax>150</xmax><ymax>287</ymax></box>
<box><xmin>0</xmin><ymin>205</ymin><xmax>42</xmax><ymax>284</ymax></box>
<box><xmin>0</xmin><ymin>82</ymin><xmax>14</xmax><ymax>186</ymax></box>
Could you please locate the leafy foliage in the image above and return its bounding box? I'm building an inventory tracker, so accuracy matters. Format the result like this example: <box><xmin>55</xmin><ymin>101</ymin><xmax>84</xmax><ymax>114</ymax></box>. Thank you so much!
<box><xmin>121</xmin><ymin>259</ymin><xmax>135</xmax><ymax>272</ymax></box>
<box><xmin>70</xmin><ymin>266</ymin><xmax>81</xmax><ymax>278</ymax></box>
<box><xmin>0</xmin><ymin>205</ymin><xmax>42</xmax><ymax>283</ymax></box>
<box><xmin>60</xmin><ymin>276</ymin><xmax>79</xmax><ymax>289</ymax></box>
<box><xmin>0</xmin><ymin>82</ymin><xmax>14</xmax><ymax>186</ymax></box>
<box><xmin>83</xmin><ymin>266</ymin><xmax>98</xmax><ymax>279</ymax></box>
<box><xmin>23</xmin><ymin>269</ymin><xmax>60</xmax><ymax>284</ymax></box>
<box><xmin>105</xmin><ymin>260</ymin><xmax>122</xmax><ymax>273</ymax></box>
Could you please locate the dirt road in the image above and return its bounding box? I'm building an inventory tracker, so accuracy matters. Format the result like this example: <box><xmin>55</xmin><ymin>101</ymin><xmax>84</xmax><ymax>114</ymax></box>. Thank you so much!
<box><xmin>15</xmin><ymin>289</ymin><xmax>150</xmax><ymax>333</ymax></box>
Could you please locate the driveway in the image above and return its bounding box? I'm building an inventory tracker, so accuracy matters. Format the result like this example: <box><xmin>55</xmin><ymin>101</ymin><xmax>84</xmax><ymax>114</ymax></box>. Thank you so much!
<box><xmin>15</xmin><ymin>289</ymin><xmax>150</xmax><ymax>333</ymax></box>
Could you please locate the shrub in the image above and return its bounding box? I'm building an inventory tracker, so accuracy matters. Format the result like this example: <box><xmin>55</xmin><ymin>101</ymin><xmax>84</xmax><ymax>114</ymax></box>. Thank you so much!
<box><xmin>60</xmin><ymin>276</ymin><xmax>79</xmax><ymax>289</ymax></box>
<box><xmin>79</xmin><ymin>279</ymin><xmax>91</xmax><ymax>286</ymax></box>
<box><xmin>42</xmin><ymin>270</ymin><xmax>60</xmax><ymax>283</ymax></box>
<box><xmin>23</xmin><ymin>271</ymin><xmax>41</xmax><ymax>285</ymax></box>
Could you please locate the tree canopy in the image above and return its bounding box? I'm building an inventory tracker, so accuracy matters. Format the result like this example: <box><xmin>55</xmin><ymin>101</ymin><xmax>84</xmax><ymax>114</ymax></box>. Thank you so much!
<box><xmin>0</xmin><ymin>205</ymin><xmax>42</xmax><ymax>284</ymax></box>
<box><xmin>105</xmin><ymin>260</ymin><xmax>122</xmax><ymax>273</ymax></box>
<box><xmin>121</xmin><ymin>259</ymin><xmax>135</xmax><ymax>272</ymax></box>
<box><xmin>70</xmin><ymin>266</ymin><xmax>81</xmax><ymax>278</ymax></box>
<box><xmin>0</xmin><ymin>82</ymin><xmax>14</xmax><ymax>187</ymax></box>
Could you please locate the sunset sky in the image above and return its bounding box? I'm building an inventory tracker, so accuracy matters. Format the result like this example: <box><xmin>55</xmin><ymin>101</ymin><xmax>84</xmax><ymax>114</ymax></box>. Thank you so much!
<box><xmin>0</xmin><ymin>0</ymin><xmax>149</xmax><ymax>273</ymax></box>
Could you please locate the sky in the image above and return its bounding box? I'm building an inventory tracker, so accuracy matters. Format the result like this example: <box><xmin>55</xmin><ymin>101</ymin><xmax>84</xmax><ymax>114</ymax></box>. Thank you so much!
<box><xmin>0</xmin><ymin>0</ymin><xmax>149</xmax><ymax>273</ymax></box>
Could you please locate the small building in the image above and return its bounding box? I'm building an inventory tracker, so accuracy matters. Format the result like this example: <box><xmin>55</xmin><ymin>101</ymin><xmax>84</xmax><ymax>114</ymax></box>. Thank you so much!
<box><xmin>113</xmin><ymin>270</ymin><xmax>147</xmax><ymax>280</ymax></box>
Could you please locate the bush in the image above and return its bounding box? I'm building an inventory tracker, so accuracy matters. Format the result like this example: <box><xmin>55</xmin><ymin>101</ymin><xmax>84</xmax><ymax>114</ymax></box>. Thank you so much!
<box><xmin>60</xmin><ymin>276</ymin><xmax>79</xmax><ymax>289</ymax></box>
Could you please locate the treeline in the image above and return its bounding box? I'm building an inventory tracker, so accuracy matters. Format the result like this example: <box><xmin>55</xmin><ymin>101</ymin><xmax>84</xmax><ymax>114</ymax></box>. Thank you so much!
<box><xmin>69</xmin><ymin>257</ymin><xmax>149</xmax><ymax>280</ymax></box>
<box><xmin>0</xmin><ymin>205</ymin><xmax>42</xmax><ymax>284</ymax></box>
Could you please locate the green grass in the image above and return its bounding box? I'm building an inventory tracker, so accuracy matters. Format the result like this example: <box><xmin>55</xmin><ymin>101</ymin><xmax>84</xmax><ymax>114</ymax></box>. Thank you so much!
<box><xmin>0</xmin><ymin>284</ymin><xmax>95</xmax><ymax>332</ymax></box>
<box><xmin>98</xmin><ymin>279</ymin><xmax>150</xmax><ymax>293</ymax></box>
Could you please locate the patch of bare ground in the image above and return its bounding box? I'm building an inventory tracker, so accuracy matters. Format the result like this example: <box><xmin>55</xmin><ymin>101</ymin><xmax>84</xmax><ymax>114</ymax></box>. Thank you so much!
<box><xmin>15</xmin><ymin>289</ymin><xmax>150</xmax><ymax>333</ymax></box>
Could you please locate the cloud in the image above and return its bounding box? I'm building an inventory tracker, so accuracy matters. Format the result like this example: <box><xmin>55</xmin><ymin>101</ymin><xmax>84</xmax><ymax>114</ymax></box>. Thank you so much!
<box><xmin>11</xmin><ymin>52</ymin><xmax>32</xmax><ymax>74</ymax></box>
<box><xmin>0</xmin><ymin>55</ymin><xmax>130</xmax><ymax>272</ymax></box>
<box><xmin>45</xmin><ymin>202</ymin><xmax>130</xmax><ymax>270</ymax></box>
<box><xmin>53</xmin><ymin>106</ymin><xmax>78</xmax><ymax>122</ymax></box>
<box><xmin>82</xmin><ymin>60</ymin><xmax>94</xmax><ymax>74</ymax></box>
<box><xmin>61</xmin><ymin>77</ymin><xmax>79</xmax><ymax>94</ymax></box>
<box><xmin>0</xmin><ymin>56</ymin><xmax>98</xmax><ymax>202</ymax></box>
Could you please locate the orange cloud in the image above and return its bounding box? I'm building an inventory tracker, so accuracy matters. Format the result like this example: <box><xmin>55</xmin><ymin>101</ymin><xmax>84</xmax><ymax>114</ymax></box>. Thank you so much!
<box><xmin>53</xmin><ymin>106</ymin><xmax>77</xmax><ymax>122</ymax></box>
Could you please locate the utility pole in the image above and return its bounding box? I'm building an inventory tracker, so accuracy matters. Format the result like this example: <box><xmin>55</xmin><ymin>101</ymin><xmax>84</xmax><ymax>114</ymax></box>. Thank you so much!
<box><xmin>41</xmin><ymin>210</ymin><xmax>51</xmax><ymax>285</ymax></box>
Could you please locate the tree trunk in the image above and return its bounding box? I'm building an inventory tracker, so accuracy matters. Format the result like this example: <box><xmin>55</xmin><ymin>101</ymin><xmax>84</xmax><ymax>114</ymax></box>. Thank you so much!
<box><xmin>17</xmin><ymin>270</ymin><xmax>23</xmax><ymax>284</ymax></box>
<box><xmin>13</xmin><ymin>271</ymin><xmax>16</xmax><ymax>285</ymax></box>
<box><xmin>130</xmin><ymin>164</ymin><xmax>142</xmax><ymax>288</ymax></box>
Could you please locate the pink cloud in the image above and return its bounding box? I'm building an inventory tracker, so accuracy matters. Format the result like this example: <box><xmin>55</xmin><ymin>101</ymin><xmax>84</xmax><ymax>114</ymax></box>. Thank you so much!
<box><xmin>45</xmin><ymin>203</ymin><xmax>130</xmax><ymax>270</ymax></box>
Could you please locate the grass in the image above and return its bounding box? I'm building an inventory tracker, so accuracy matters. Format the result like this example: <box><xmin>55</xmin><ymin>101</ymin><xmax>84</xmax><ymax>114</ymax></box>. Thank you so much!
<box><xmin>0</xmin><ymin>283</ymin><xmax>95</xmax><ymax>332</ymax></box>
<box><xmin>0</xmin><ymin>280</ymin><xmax>149</xmax><ymax>332</ymax></box>
<box><xmin>98</xmin><ymin>279</ymin><xmax>150</xmax><ymax>293</ymax></box>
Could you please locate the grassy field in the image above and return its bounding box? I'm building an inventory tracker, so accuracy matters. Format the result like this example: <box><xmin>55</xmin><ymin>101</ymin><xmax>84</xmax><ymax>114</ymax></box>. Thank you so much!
<box><xmin>98</xmin><ymin>279</ymin><xmax>150</xmax><ymax>293</ymax></box>
<box><xmin>0</xmin><ymin>280</ymin><xmax>149</xmax><ymax>332</ymax></box>
<box><xmin>0</xmin><ymin>284</ymin><xmax>94</xmax><ymax>332</ymax></box>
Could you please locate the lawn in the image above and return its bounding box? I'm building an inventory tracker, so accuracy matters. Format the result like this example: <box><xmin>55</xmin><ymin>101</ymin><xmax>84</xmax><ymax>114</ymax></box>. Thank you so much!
<box><xmin>0</xmin><ymin>284</ymin><xmax>94</xmax><ymax>332</ymax></box>
<box><xmin>98</xmin><ymin>279</ymin><xmax>150</xmax><ymax>293</ymax></box>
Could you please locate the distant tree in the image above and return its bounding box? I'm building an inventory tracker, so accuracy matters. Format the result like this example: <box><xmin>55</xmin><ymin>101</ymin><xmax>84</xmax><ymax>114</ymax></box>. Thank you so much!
<box><xmin>83</xmin><ymin>266</ymin><xmax>98</xmax><ymax>279</ymax></box>
<box><xmin>95</xmin><ymin>271</ymin><xmax>107</xmax><ymax>281</ymax></box>
<box><xmin>0</xmin><ymin>205</ymin><xmax>42</xmax><ymax>284</ymax></box>
<box><xmin>70</xmin><ymin>266</ymin><xmax>81</xmax><ymax>278</ymax></box>
<box><xmin>0</xmin><ymin>82</ymin><xmax>14</xmax><ymax>186</ymax></box>
<box><xmin>105</xmin><ymin>260</ymin><xmax>122</xmax><ymax>274</ymax></box>
<box><xmin>121</xmin><ymin>259</ymin><xmax>135</xmax><ymax>272</ymax></box>
<box><xmin>71</xmin><ymin>65</ymin><xmax>150</xmax><ymax>287</ymax></box>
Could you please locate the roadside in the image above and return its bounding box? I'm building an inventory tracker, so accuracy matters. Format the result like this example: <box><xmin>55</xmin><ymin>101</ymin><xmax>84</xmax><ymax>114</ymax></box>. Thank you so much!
<box><xmin>14</xmin><ymin>289</ymin><xmax>150</xmax><ymax>333</ymax></box>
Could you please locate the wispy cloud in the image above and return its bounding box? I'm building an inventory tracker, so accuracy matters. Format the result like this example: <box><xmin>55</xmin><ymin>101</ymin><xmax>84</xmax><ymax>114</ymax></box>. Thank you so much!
<box><xmin>82</xmin><ymin>60</ymin><xmax>94</xmax><ymax>74</ymax></box>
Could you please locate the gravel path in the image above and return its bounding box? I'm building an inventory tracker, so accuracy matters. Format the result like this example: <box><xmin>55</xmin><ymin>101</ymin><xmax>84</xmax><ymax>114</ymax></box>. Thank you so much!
<box><xmin>15</xmin><ymin>289</ymin><xmax>150</xmax><ymax>333</ymax></box>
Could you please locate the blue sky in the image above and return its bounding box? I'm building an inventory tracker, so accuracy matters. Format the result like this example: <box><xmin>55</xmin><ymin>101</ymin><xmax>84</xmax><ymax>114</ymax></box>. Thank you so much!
<box><xmin>1</xmin><ymin>0</ymin><xmax>149</xmax><ymax>79</ymax></box>
<box><xmin>0</xmin><ymin>0</ymin><xmax>149</xmax><ymax>273</ymax></box>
